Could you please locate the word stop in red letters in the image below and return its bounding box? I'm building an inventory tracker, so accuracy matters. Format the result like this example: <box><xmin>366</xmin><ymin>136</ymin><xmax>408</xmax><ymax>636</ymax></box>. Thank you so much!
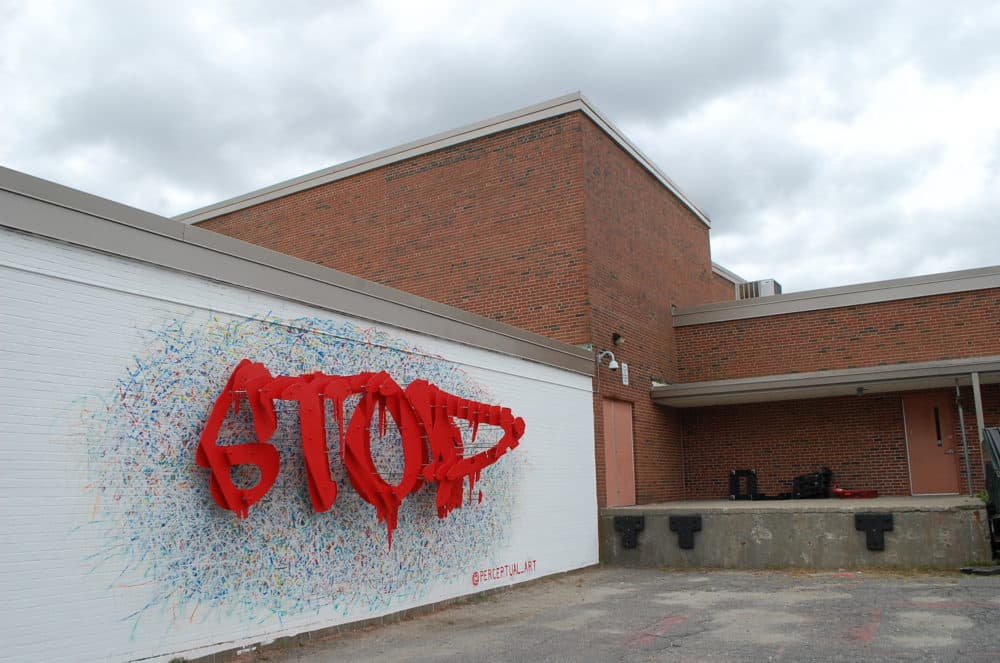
<box><xmin>196</xmin><ymin>359</ymin><xmax>526</xmax><ymax>546</ymax></box>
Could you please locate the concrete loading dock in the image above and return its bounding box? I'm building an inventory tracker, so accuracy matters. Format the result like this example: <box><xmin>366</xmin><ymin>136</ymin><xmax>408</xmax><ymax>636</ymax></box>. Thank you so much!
<box><xmin>600</xmin><ymin>497</ymin><xmax>992</xmax><ymax>569</ymax></box>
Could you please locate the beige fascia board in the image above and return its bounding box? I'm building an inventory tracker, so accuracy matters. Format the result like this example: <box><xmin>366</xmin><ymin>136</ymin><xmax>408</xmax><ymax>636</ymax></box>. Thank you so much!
<box><xmin>0</xmin><ymin>164</ymin><xmax>187</xmax><ymax>241</ymax></box>
<box><xmin>673</xmin><ymin>265</ymin><xmax>1000</xmax><ymax>326</ymax></box>
<box><xmin>710</xmin><ymin>262</ymin><xmax>745</xmax><ymax>284</ymax></box>
<box><xmin>571</xmin><ymin>92</ymin><xmax>711</xmax><ymax>227</ymax></box>
<box><xmin>652</xmin><ymin>356</ymin><xmax>1000</xmax><ymax>407</ymax></box>
<box><xmin>174</xmin><ymin>92</ymin><xmax>711</xmax><ymax>228</ymax></box>
<box><xmin>0</xmin><ymin>166</ymin><xmax>593</xmax><ymax>375</ymax></box>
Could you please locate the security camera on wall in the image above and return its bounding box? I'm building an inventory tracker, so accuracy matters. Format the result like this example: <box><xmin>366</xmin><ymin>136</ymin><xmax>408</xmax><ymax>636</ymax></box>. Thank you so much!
<box><xmin>597</xmin><ymin>350</ymin><xmax>619</xmax><ymax>371</ymax></box>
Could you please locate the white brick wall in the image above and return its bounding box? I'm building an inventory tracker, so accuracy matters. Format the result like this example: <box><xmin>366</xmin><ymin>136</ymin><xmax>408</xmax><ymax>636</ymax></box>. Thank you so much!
<box><xmin>0</xmin><ymin>227</ymin><xmax>597</xmax><ymax>662</ymax></box>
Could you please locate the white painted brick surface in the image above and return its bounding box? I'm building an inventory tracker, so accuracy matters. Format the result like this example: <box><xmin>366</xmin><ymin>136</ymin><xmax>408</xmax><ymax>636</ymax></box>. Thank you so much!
<box><xmin>0</xmin><ymin>227</ymin><xmax>597</xmax><ymax>662</ymax></box>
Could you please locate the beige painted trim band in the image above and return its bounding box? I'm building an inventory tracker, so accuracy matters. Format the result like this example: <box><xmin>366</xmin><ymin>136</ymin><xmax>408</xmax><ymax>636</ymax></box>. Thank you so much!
<box><xmin>652</xmin><ymin>356</ymin><xmax>1000</xmax><ymax>407</ymax></box>
<box><xmin>674</xmin><ymin>265</ymin><xmax>1000</xmax><ymax>326</ymax></box>
<box><xmin>710</xmin><ymin>262</ymin><xmax>745</xmax><ymax>285</ymax></box>
<box><xmin>0</xmin><ymin>166</ymin><xmax>594</xmax><ymax>375</ymax></box>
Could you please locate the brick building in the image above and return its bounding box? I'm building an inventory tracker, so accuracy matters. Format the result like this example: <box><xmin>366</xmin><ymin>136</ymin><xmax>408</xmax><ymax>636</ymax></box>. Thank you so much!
<box><xmin>180</xmin><ymin>92</ymin><xmax>1000</xmax><ymax>505</ymax></box>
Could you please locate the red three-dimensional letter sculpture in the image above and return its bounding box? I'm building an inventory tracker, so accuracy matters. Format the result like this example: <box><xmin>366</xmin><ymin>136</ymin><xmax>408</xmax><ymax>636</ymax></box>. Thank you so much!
<box><xmin>196</xmin><ymin>359</ymin><xmax>526</xmax><ymax>546</ymax></box>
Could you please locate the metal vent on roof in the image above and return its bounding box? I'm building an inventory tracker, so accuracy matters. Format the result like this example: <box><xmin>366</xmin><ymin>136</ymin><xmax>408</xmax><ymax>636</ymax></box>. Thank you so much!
<box><xmin>737</xmin><ymin>279</ymin><xmax>782</xmax><ymax>300</ymax></box>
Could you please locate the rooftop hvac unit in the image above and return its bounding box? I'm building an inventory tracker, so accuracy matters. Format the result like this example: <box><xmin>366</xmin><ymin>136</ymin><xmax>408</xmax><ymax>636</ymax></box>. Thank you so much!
<box><xmin>737</xmin><ymin>278</ymin><xmax>782</xmax><ymax>300</ymax></box>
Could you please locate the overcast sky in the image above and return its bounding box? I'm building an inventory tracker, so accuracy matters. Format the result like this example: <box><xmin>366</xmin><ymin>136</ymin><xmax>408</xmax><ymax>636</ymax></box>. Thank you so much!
<box><xmin>3</xmin><ymin>1</ymin><xmax>999</xmax><ymax>292</ymax></box>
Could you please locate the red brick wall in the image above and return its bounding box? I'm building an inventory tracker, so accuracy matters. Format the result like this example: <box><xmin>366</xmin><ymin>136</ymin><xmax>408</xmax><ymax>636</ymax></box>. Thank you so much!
<box><xmin>580</xmin><ymin>119</ymin><xmax>718</xmax><ymax>504</ymax></box>
<box><xmin>203</xmin><ymin>110</ymin><xmax>722</xmax><ymax>507</ymax></box>
<box><xmin>676</xmin><ymin>289</ymin><xmax>1000</xmax><ymax>381</ymax></box>
<box><xmin>201</xmin><ymin>114</ymin><xmax>591</xmax><ymax>345</ymax></box>
<box><xmin>680</xmin><ymin>385</ymin><xmax>999</xmax><ymax>499</ymax></box>
<box><xmin>195</xmin><ymin>109</ymin><xmax>998</xmax><ymax>508</ymax></box>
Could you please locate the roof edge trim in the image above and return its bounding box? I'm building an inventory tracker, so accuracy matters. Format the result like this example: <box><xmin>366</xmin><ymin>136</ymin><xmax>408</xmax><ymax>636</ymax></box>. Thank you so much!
<box><xmin>652</xmin><ymin>355</ymin><xmax>1000</xmax><ymax>407</ymax></box>
<box><xmin>0</xmin><ymin>165</ymin><xmax>594</xmax><ymax>375</ymax></box>
<box><xmin>711</xmin><ymin>262</ymin><xmax>745</xmax><ymax>284</ymax></box>
<box><xmin>174</xmin><ymin>92</ymin><xmax>711</xmax><ymax>228</ymax></box>
<box><xmin>674</xmin><ymin>264</ymin><xmax>1000</xmax><ymax>326</ymax></box>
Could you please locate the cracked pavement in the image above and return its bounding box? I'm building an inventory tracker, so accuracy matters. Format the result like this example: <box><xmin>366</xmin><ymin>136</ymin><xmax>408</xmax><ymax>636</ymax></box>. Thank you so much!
<box><xmin>246</xmin><ymin>567</ymin><xmax>1000</xmax><ymax>662</ymax></box>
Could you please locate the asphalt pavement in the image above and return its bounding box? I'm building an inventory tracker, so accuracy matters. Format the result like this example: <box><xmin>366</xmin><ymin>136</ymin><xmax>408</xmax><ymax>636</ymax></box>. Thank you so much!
<box><xmin>243</xmin><ymin>566</ymin><xmax>1000</xmax><ymax>662</ymax></box>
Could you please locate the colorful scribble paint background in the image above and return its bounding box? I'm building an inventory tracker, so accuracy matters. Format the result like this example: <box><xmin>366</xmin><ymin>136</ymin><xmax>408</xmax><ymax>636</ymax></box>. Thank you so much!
<box><xmin>81</xmin><ymin>314</ymin><xmax>519</xmax><ymax>628</ymax></box>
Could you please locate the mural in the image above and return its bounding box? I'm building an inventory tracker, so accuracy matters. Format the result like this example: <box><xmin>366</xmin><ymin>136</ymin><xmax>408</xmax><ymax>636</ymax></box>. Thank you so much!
<box><xmin>80</xmin><ymin>315</ymin><xmax>521</xmax><ymax>631</ymax></box>
<box><xmin>198</xmin><ymin>360</ymin><xmax>525</xmax><ymax>547</ymax></box>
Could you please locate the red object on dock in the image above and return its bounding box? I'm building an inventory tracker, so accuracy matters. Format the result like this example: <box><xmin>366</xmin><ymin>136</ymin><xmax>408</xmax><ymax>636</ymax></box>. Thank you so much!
<box><xmin>832</xmin><ymin>485</ymin><xmax>879</xmax><ymax>499</ymax></box>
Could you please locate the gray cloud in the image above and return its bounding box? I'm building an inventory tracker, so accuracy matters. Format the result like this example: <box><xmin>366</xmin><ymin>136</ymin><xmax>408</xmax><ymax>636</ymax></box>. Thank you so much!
<box><xmin>2</xmin><ymin>0</ymin><xmax>998</xmax><ymax>291</ymax></box>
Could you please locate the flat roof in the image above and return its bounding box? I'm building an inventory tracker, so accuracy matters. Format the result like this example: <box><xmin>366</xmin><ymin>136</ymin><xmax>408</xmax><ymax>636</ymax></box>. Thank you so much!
<box><xmin>174</xmin><ymin>92</ymin><xmax>712</xmax><ymax>228</ymax></box>
<box><xmin>0</xmin><ymin>165</ymin><xmax>594</xmax><ymax>376</ymax></box>
<box><xmin>674</xmin><ymin>264</ymin><xmax>1000</xmax><ymax>326</ymax></box>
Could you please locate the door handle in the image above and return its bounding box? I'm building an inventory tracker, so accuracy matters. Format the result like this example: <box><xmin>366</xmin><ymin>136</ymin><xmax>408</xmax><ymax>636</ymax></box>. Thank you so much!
<box><xmin>944</xmin><ymin>450</ymin><xmax>955</xmax><ymax>455</ymax></box>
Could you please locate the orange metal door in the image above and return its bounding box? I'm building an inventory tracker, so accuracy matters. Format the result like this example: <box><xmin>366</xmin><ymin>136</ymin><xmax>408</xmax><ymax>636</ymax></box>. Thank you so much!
<box><xmin>903</xmin><ymin>392</ymin><xmax>961</xmax><ymax>495</ymax></box>
<box><xmin>603</xmin><ymin>399</ymin><xmax>636</xmax><ymax>506</ymax></box>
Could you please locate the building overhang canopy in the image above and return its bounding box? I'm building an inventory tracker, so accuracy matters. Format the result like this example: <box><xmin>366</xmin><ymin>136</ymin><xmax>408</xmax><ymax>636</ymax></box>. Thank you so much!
<box><xmin>652</xmin><ymin>356</ymin><xmax>1000</xmax><ymax>408</ymax></box>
